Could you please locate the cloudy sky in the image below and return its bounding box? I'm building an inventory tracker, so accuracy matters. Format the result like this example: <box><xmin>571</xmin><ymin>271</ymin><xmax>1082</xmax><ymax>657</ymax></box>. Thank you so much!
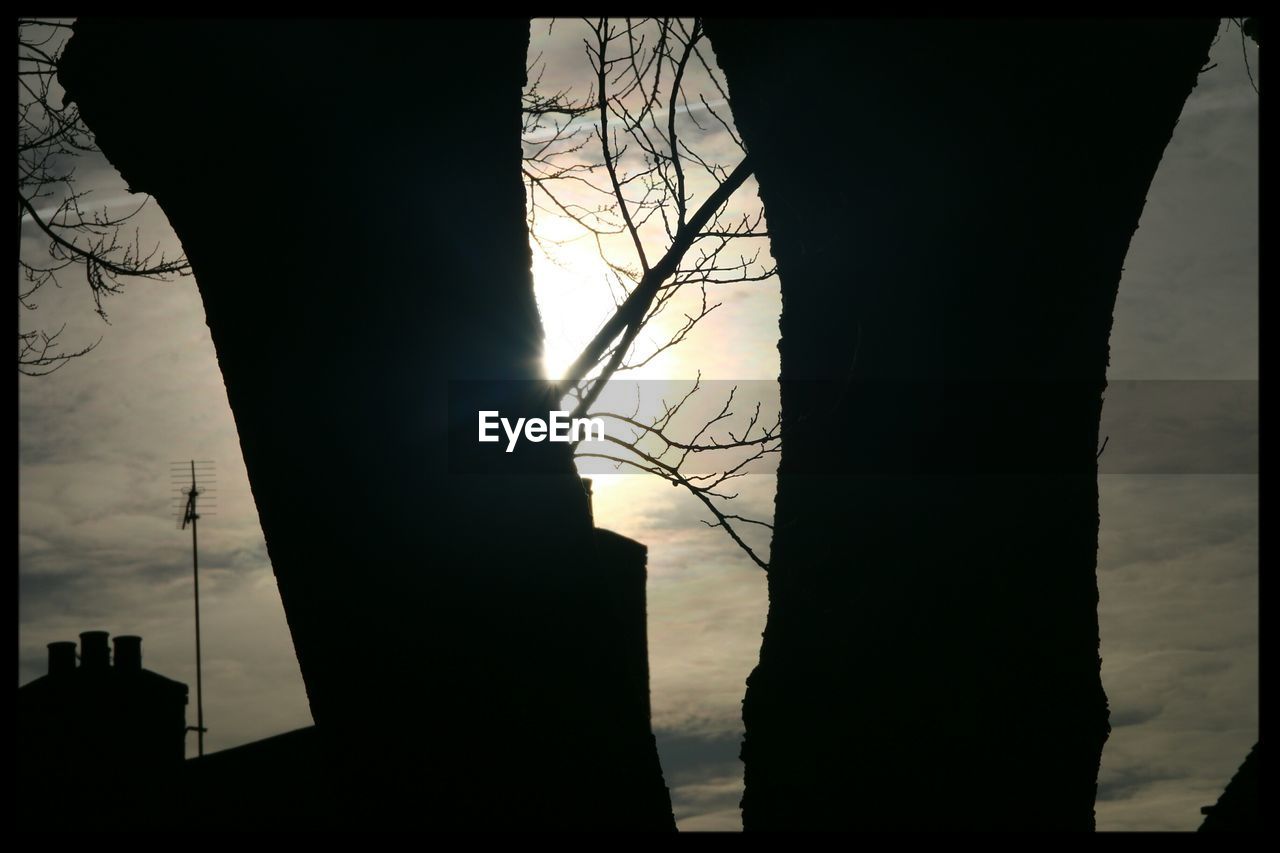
<box><xmin>18</xmin><ymin>19</ymin><xmax>1257</xmax><ymax>831</ymax></box>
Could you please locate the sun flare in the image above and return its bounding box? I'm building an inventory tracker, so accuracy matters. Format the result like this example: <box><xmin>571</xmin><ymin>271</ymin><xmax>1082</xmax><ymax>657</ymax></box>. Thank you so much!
<box><xmin>530</xmin><ymin>240</ymin><xmax>620</xmax><ymax>382</ymax></box>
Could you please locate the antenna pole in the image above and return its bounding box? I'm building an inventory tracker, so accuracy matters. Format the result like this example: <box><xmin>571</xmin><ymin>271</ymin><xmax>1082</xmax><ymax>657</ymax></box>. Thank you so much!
<box><xmin>188</xmin><ymin>460</ymin><xmax>205</xmax><ymax>758</ymax></box>
<box><xmin>174</xmin><ymin>459</ymin><xmax>215</xmax><ymax>757</ymax></box>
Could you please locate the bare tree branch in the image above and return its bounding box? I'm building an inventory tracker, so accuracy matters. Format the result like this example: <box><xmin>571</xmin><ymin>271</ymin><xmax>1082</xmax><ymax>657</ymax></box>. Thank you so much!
<box><xmin>18</xmin><ymin>18</ymin><xmax>192</xmax><ymax>374</ymax></box>
<box><xmin>522</xmin><ymin>18</ymin><xmax>778</xmax><ymax>567</ymax></box>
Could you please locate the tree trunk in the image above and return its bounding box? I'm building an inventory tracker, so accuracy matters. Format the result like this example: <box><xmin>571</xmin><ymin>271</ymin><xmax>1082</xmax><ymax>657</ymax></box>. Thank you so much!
<box><xmin>60</xmin><ymin>19</ymin><xmax>674</xmax><ymax>830</ymax></box>
<box><xmin>704</xmin><ymin>18</ymin><xmax>1218</xmax><ymax>830</ymax></box>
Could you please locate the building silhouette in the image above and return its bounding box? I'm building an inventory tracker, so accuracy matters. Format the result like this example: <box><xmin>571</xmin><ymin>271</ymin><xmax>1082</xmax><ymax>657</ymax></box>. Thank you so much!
<box><xmin>18</xmin><ymin>632</ymin><xmax>189</xmax><ymax>828</ymax></box>
<box><xmin>17</xmin><ymin>513</ymin><xmax>672</xmax><ymax>829</ymax></box>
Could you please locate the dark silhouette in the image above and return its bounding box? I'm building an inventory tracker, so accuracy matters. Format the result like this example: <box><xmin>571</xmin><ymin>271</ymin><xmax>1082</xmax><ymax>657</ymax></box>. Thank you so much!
<box><xmin>181</xmin><ymin>726</ymin><xmax>339</xmax><ymax>828</ymax></box>
<box><xmin>703</xmin><ymin>18</ymin><xmax>1220</xmax><ymax>830</ymax></box>
<box><xmin>19</xmin><ymin>633</ymin><xmax>189</xmax><ymax>828</ymax></box>
<box><xmin>176</xmin><ymin>527</ymin><xmax>666</xmax><ymax>830</ymax></box>
<box><xmin>58</xmin><ymin>19</ymin><xmax>673</xmax><ymax>830</ymax></box>
<box><xmin>17</xmin><ymin>531</ymin><xmax>668</xmax><ymax>830</ymax></box>
<box><xmin>41</xmin><ymin>18</ymin><xmax>1246</xmax><ymax>831</ymax></box>
<box><xmin>1199</xmin><ymin>742</ymin><xmax>1260</xmax><ymax>831</ymax></box>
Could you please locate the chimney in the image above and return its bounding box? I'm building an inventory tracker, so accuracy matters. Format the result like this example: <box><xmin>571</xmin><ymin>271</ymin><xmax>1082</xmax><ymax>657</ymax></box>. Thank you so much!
<box><xmin>47</xmin><ymin>641</ymin><xmax>77</xmax><ymax>676</ymax></box>
<box><xmin>79</xmin><ymin>631</ymin><xmax>110</xmax><ymax>671</ymax></box>
<box><xmin>113</xmin><ymin>636</ymin><xmax>142</xmax><ymax>672</ymax></box>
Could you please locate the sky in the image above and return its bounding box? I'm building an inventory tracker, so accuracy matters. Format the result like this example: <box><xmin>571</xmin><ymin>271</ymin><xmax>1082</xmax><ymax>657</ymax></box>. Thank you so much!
<box><xmin>17</xmin><ymin>19</ymin><xmax>1257</xmax><ymax>831</ymax></box>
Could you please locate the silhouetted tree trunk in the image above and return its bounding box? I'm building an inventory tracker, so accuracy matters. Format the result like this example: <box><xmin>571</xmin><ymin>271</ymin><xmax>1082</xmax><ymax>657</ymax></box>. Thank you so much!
<box><xmin>704</xmin><ymin>18</ymin><xmax>1219</xmax><ymax>830</ymax></box>
<box><xmin>60</xmin><ymin>19</ymin><xmax>674</xmax><ymax>830</ymax></box>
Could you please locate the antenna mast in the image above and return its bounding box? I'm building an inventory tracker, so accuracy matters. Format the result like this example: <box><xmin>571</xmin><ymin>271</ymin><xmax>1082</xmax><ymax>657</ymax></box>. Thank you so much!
<box><xmin>173</xmin><ymin>460</ymin><xmax>216</xmax><ymax>757</ymax></box>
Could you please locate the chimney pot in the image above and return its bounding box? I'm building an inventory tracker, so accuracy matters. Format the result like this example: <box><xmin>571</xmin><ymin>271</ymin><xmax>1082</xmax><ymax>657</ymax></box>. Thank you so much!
<box><xmin>79</xmin><ymin>631</ymin><xmax>110</xmax><ymax>671</ymax></box>
<box><xmin>47</xmin><ymin>641</ymin><xmax>77</xmax><ymax>676</ymax></box>
<box><xmin>113</xmin><ymin>635</ymin><xmax>142</xmax><ymax>672</ymax></box>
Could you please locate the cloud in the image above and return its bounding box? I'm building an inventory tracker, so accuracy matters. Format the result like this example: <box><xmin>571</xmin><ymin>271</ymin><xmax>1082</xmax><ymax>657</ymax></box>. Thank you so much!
<box><xmin>653</xmin><ymin>726</ymin><xmax>746</xmax><ymax>830</ymax></box>
<box><xmin>1095</xmin><ymin>474</ymin><xmax>1258</xmax><ymax>830</ymax></box>
<box><xmin>1107</xmin><ymin>26</ymin><xmax>1258</xmax><ymax>383</ymax></box>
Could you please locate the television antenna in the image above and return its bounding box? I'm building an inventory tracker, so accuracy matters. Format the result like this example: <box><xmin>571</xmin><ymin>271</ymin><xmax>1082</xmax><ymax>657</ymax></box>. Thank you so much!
<box><xmin>171</xmin><ymin>460</ymin><xmax>215</xmax><ymax>757</ymax></box>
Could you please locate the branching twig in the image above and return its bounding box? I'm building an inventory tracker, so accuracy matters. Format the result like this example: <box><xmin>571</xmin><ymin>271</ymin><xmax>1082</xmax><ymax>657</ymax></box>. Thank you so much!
<box><xmin>18</xmin><ymin>19</ymin><xmax>192</xmax><ymax>374</ymax></box>
<box><xmin>522</xmin><ymin>18</ymin><xmax>778</xmax><ymax>567</ymax></box>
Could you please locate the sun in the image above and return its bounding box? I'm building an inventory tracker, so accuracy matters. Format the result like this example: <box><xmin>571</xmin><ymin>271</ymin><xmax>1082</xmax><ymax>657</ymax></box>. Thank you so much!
<box><xmin>531</xmin><ymin>238</ymin><xmax>621</xmax><ymax>381</ymax></box>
